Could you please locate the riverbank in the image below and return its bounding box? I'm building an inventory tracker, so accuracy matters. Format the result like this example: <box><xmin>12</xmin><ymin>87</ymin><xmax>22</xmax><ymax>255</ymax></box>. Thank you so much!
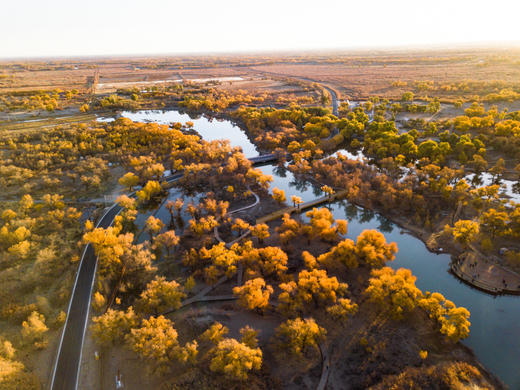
<box><xmin>452</xmin><ymin>252</ymin><xmax>520</xmax><ymax>295</ymax></box>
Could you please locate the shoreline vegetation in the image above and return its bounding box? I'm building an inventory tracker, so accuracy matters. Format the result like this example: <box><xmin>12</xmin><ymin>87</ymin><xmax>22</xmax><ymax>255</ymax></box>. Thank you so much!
<box><xmin>1</xmin><ymin>52</ymin><xmax>520</xmax><ymax>389</ymax></box>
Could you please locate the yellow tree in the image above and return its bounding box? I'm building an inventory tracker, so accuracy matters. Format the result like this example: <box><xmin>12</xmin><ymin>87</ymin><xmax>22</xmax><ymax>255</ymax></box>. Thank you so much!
<box><xmin>321</xmin><ymin>185</ymin><xmax>335</xmax><ymax>199</ymax></box>
<box><xmin>243</xmin><ymin>246</ymin><xmax>288</xmax><ymax>280</ymax></box>
<box><xmin>198</xmin><ymin>243</ymin><xmax>239</xmax><ymax>284</ymax></box>
<box><xmin>305</xmin><ymin>207</ymin><xmax>347</xmax><ymax>242</ymax></box>
<box><xmin>116</xmin><ymin>195</ymin><xmax>137</xmax><ymax>229</ymax></box>
<box><xmin>233</xmin><ymin>278</ymin><xmax>273</xmax><ymax>312</ymax></box>
<box><xmin>136</xmin><ymin>181</ymin><xmax>163</xmax><ymax>204</ymax></box>
<box><xmin>418</xmin><ymin>292</ymin><xmax>470</xmax><ymax>342</ymax></box>
<box><xmin>209</xmin><ymin>338</ymin><xmax>262</xmax><ymax>380</ymax></box>
<box><xmin>291</xmin><ymin>195</ymin><xmax>303</xmax><ymax>208</ymax></box>
<box><xmin>119</xmin><ymin>172</ymin><xmax>139</xmax><ymax>191</ymax></box>
<box><xmin>317</xmin><ymin>239</ymin><xmax>358</xmax><ymax>270</ymax></box>
<box><xmin>249</xmin><ymin>223</ymin><xmax>270</xmax><ymax>244</ymax></box>
<box><xmin>136</xmin><ymin>276</ymin><xmax>186</xmax><ymax>315</ymax></box>
<box><xmin>365</xmin><ymin>267</ymin><xmax>421</xmax><ymax>319</ymax></box>
<box><xmin>21</xmin><ymin>311</ymin><xmax>48</xmax><ymax>347</ymax></box>
<box><xmin>449</xmin><ymin>220</ymin><xmax>479</xmax><ymax>248</ymax></box>
<box><xmin>355</xmin><ymin>230</ymin><xmax>397</xmax><ymax>267</ymax></box>
<box><xmin>126</xmin><ymin>315</ymin><xmax>182</xmax><ymax>373</ymax></box>
<box><xmin>200</xmin><ymin>322</ymin><xmax>229</xmax><ymax>345</ymax></box>
<box><xmin>153</xmin><ymin>230</ymin><xmax>179</xmax><ymax>256</ymax></box>
<box><xmin>91</xmin><ymin>307</ymin><xmax>139</xmax><ymax>346</ymax></box>
<box><xmin>326</xmin><ymin>298</ymin><xmax>358</xmax><ymax>320</ymax></box>
<box><xmin>232</xmin><ymin>218</ymin><xmax>250</xmax><ymax>236</ymax></box>
<box><xmin>83</xmin><ymin>227</ymin><xmax>134</xmax><ymax>279</ymax></box>
<box><xmin>278</xmin><ymin>269</ymin><xmax>348</xmax><ymax>315</ymax></box>
<box><xmin>189</xmin><ymin>216</ymin><xmax>219</xmax><ymax>238</ymax></box>
<box><xmin>272</xmin><ymin>187</ymin><xmax>287</xmax><ymax>204</ymax></box>
<box><xmin>274</xmin><ymin>317</ymin><xmax>325</xmax><ymax>358</ymax></box>
<box><xmin>144</xmin><ymin>215</ymin><xmax>164</xmax><ymax>241</ymax></box>
<box><xmin>276</xmin><ymin>213</ymin><xmax>301</xmax><ymax>245</ymax></box>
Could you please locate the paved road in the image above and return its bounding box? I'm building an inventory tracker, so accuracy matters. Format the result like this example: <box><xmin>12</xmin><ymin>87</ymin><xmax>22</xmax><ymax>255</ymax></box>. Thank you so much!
<box><xmin>50</xmin><ymin>173</ymin><xmax>183</xmax><ymax>390</ymax></box>
<box><xmin>246</xmin><ymin>67</ymin><xmax>339</xmax><ymax>116</ymax></box>
<box><xmin>50</xmin><ymin>155</ymin><xmax>276</xmax><ymax>389</ymax></box>
<box><xmin>50</xmin><ymin>202</ymin><xmax>122</xmax><ymax>390</ymax></box>
<box><xmin>320</xmin><ymin>85</ymin><xmax>338</xmax><ymax>116</ymax></box>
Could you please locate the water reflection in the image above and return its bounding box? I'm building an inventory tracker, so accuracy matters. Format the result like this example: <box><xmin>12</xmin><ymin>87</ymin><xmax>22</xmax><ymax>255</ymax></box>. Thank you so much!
<box><xmin>107</xmin><ymin>109</ymin><xmax>260</xmax><ymax>158</ymax></box>
<box><xmin>129</xmin><ymin>109</ymin><xmax>519</xmax><ymax>388</ymax></box>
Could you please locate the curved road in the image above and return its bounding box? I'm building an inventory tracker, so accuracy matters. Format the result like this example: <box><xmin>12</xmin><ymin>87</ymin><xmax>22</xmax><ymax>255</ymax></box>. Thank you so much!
<box><xmin>320</xmin><ymin>84</ymin><xmax>338</xmax><ymax>116</ymax></box>
<box><xmin>50</xmin><ymin>157</ymin><xmax>277</xmax><ymax>390</ymax></box>
<box><xmin>247</xmin><ymin>67</ymin><xmax>339</xmax><ymax>116</ymax></box>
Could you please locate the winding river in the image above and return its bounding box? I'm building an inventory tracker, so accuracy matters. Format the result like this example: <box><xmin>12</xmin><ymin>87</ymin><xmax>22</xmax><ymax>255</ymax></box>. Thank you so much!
<box><xmin>111</xmin><ymin>109</ymin><xmax>520</xmax><ymax>388</ymax></box>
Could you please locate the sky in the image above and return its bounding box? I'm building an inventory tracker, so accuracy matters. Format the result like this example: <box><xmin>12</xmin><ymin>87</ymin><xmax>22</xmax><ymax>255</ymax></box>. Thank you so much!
<box><xmin>2</xmin><ymin>0</ymin><xmax>520</xmax><ymax>58</ymax></box>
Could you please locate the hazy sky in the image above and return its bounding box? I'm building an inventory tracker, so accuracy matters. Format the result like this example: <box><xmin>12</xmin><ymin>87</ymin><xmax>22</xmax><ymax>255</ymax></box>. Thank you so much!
<box><xmin>2</xmin><ymin>0</ymin><xmax>520</xmax><ymax>58</ymax></box>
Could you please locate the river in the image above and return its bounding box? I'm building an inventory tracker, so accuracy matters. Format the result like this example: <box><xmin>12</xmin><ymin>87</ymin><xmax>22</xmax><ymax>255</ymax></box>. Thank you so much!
<box><xmin>111</xmin><ymin>109</ymin><xmax>520</xmax><ymax>388</ymax></box>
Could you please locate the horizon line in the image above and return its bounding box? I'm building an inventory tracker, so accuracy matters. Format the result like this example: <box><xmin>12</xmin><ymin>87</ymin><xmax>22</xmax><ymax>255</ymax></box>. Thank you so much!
<box><xmin>2</xmin><ymin>41</ymin><xmax>520</xmax><ymax>62</ymax></box>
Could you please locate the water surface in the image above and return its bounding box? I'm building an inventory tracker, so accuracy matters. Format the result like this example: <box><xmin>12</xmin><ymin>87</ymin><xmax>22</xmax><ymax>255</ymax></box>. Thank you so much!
<box><xmin>131</xmin><ymin>109</ymin><xmax>520</xmax><ymax>388</ymax></box>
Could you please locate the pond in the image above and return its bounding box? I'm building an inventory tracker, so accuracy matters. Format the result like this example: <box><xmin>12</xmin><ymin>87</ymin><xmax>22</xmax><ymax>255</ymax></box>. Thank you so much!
<box><xmin>119</xmin><ymin>109</ymin><xmax>519</xmax><ymax>388</ymax></box>
<box><xmin>101</xmin><ymin>109</ymin><xmax>259</xmax><ymax>158</ymax></box>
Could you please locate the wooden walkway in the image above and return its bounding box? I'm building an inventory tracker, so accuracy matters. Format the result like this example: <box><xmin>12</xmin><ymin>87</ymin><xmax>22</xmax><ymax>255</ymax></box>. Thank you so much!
<box><xmin>256</xmin><ymin>190</ymin><xmax>348</xmax><ymax>224</ymax></box>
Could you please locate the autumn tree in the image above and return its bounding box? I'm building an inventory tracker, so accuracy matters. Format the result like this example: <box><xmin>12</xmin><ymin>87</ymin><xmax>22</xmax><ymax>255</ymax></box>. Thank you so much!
<box><xmin>448</xmin><ymin>220</ymin><xmax>479</xmax><ymax>248</ymax></box>
<box><xmin>249</xmin><ymin>223</ymin><xmax>270</xmax><ymax>244</ymax></box>
<box><xmin>130</xmin><ymin>156</ymin><xmax>165</xmax><ymax>182</ymax></box>
<box><xmin>480</xmin><ymin>208</ymin><xmax>509</xmax><ymax>239</ymax></box>
<box><xmin>321</xmin><ymin>185</ymin><xmax>335</xmax><ymax>199</ymax></box>
<box><xmin>291</xmin><ymin>195</ymin><xmax>303</xmax><ymax>208</ymax></box>
<box><xmin>209</xmin><ymin>337</ymin><xmax>262</xmax><ymax>380</ymax></box>
<box><xmin>166</xmin><ymin>198</ymin><xmax>184</xmax><ymax>225</ymax></box>
<box><xmin>21</xmin><ymin>311</ymin><xmax>48</xmax><ymax>348</ymax></box>
<box><xmin>135</xmin><ymin>276</ymin><xmax>186</xmax><ymax>315</ymax></box>
<box><xmin>240</xmin><ymin>326</ymin><xmax>259</xmax><ymax>348</ymax></box>
<box><xmin>126</xmin><ymin>315</ymin><xmax>195</xmax><ymax>373</ymax></box>
<box><xmin>83</xmin><ymin>226</ymin><xmax>133</xmax><ymax>279</ymax></box>
<box><xmin>365</xmin><ymin>267</ymin><xmax>422</xmax><ymax>319</ymax></box>
<box><xmin>242</xmin><ymin>245</ymin><xmax>288</xmax><ymax>280</ymax></box>
<box><xmin>91</xmin><ymin>307</ymin><xmax>139</xmax><ymax>346</ymax></box>
<box><xmin>153</xmin><ymin>230</ymin><xmax>179</xmax><ymax>256</ymax></box>
<box><xmin>489</xmin><ymin>158</ymin><xmax>505</xmax><ymax>182</ymax></box>
<box><xmin>470</xmin><ymin>154</ymin><xmax>488</xmax><ymax>175</ymax></box>
<box><xmin>116</xmin><ymin>194</ymin><xmax>137</xmax><ymax>230</ymax></box>
<box><xmin>305</xmin><ymin>207</ymin><xmax>348</xmax><ymax>242</ymax></box>
<box><xmin>119</xmin><ymin>172</ymin><xmax>139</xmax><ymax>191</ymax></box>
<box><xmin>276</xmin><ymin>213</ymin><xmax>302</xmax><ymax>245</ymax></box>
<box><xmin>273</xmin><ymin>317</ymin><xmax>325</xmax><ymax>358</ymax></box>
<box><xmin>419</xmin><ymin>292</ymin><xmax>470</xmax><ymax>342</ymax></box>
<box><xmin>233</xmin><ymin>278</ymin><xmax>273</xmax><ymax>312</ymax></box>
<box><xmin>188</xmin><ymin>216</ymin><xmax>219</xmax><ymax>238</ymax></box>
<box><xmin>232</xmin><ymin>218</ymin><xmax>250</xmax><ymax>236</ymax></box>
<box><xmin>316</xmin><ymin>238</ymin><xmax>358</xmax><ymax>270</ymax></box>
<box><xmin>278</xmin><ymin>269</ymin><xmax>348</xmax><ymax>315</ymax></box>
<box><xmin>355</xmin><ymin>229</ymin><xmax>397</xmax><ymax>267</ymax></box>
<box><xmin>200</xmin><ymin>322</ymin><xmax>229</xmax><ymax>345</ymax></box>
<box><xmin>136</xmin><ymin>181</ymin><xmax>164</xmax><ymax>204</ymax></box>
<box><xmin>326</xmin><ymin>298</ymin><xmax>358</xmax><ymax>320</ymax></box>
<box><xmin>195</xmin><ymin>242</ymin><xmax>239</xmax><ymax>284</ymax></box>
<box><xmin>272</xmin><ymin>187</ymin><xmax>287</xmax><ymax>204</ymax></box>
